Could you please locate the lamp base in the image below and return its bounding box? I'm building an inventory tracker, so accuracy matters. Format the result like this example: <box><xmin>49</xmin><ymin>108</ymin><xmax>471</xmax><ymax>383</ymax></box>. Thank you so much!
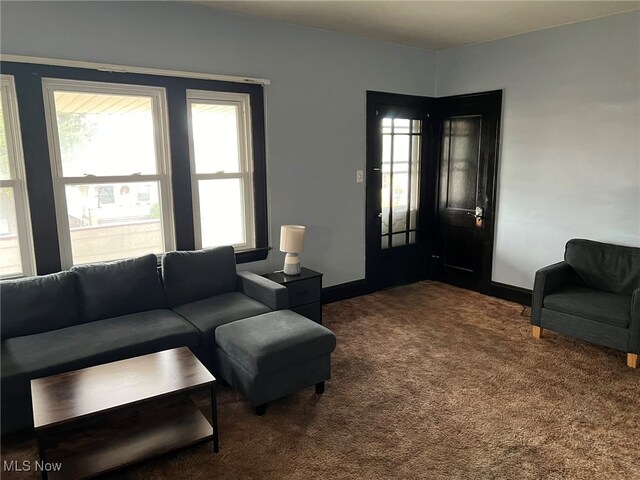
<box><xmin>283</xmin><ymin>253</ymin><xmax>301</xmax><ymax>275</ymax></box>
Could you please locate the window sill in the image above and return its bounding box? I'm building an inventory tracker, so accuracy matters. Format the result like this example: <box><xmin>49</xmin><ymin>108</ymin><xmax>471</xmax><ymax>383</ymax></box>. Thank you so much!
<box><xmin>235</xmin><ymin>247</ymin><xmax>270</xmax><ymax>264</ymax></box>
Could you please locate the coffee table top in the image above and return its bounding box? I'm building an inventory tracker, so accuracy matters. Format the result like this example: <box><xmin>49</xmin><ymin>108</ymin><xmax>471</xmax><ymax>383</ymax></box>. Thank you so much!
<box><xmin>31</xmin><ymin>347</ymin><xmax>215</xmax><ymax>430</ymax></box>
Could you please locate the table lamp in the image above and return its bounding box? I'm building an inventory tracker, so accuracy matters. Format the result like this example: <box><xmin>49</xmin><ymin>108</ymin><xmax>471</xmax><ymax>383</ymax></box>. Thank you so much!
<box><xmin>280</xmin><ymin>225</ymin><xmax>306</xmax><ymax>275</ymax></box>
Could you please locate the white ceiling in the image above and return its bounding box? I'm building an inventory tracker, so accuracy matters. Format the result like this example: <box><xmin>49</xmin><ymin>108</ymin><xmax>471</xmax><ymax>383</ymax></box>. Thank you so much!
<box><xmin>199</xmin><ymin>1</ymin><xmax>639</xmax><ymax>50</ymax></box>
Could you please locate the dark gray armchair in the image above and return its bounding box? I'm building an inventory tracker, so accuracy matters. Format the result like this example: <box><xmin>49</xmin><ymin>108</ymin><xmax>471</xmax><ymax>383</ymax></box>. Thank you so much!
<box><xmin>531</xmin><ymin>239</ymin><xmax>640</xmax><ymax>368</ymax></box>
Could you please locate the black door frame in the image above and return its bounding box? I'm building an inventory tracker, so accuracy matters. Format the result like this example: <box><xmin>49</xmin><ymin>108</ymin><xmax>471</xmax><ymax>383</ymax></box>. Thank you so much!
<box><xmin>365</xmin><ymin>91</ymin><xmax>436</xmax><ymax>293</ymax></box>
<box><xmin>365</xmin><ymin>90</ymin><xmax>502</xmax><ymax>294</ymax></box>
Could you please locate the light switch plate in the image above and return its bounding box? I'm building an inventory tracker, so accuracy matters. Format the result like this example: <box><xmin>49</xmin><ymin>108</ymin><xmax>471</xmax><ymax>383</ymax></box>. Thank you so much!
<box><xmin>356</xmin><ymin>170</ymin><xmax>364</xmax><ymax>183</ymax></box>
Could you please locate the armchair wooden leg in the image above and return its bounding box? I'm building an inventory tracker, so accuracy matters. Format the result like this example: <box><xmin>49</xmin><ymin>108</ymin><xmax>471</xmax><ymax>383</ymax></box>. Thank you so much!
<box><xmin>532</xmin><ymin>326</ymin><xmax>542</xmax><ymax>339</ymax></box>
<box><xmin>627</xmin><ymin>353</ymin><xmax>638</xmax><ymax>369</ymax></box>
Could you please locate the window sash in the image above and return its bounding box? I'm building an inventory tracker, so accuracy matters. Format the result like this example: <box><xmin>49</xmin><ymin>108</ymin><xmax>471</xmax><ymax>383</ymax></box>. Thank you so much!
<box><xmin>0</xmin><ymin>75</ymin><xmax>36</xmax><ymax>278</ymax></box>
<box><xmin>186</xmin><ymin>90</ymin><xmax>256</xmax><ymax>251</ymax></box>
<box><xmin>42</xmin><ymin>78</ymin><xmax>175</xmax><ymax>267</ymax></box>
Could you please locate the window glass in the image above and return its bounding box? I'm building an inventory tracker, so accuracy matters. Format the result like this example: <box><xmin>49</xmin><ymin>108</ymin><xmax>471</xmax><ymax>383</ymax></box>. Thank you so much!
<box><xmin>53</xmin><ymin>91</ymin><xmax>157</xmax><ymax>176</ymax></box>
<box><xmin>0</xmin><ymin>77</ymin><xmax>35</xmax><ymax>277</ymax></box>
<box><xmin>65</xmin><ymin>182</ymin><xmax>164</xmax><ymax>265</ymax></box>
<box><xmin>0</xmin><ymin>187</ymin><xmax>23</xmax><ymax>276</ymax></box>
<box><xmin>198</xmin><ymin>179</ymin><xmax>246</xmax><ymax>248</ymax></box>
<box><xmin>0</xmin><ymin>91</ymin><xmax>11</xmax><ymax>180</ymax></box>
<box><xmin>191</xmin><ymin>103</ymin><xmax>240</xmax><ymax>174</ymax></box>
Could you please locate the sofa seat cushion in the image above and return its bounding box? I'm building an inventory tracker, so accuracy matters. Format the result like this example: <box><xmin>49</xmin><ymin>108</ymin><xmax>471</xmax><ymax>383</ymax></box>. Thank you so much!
<box><xmin>215</xmin><ymin>310</ymin><xmax>337</xmax><ymax>375</ymax></box>
<box><xmin>1</xmin><ymin>310</ymin><xmax>200</xmax><ymax>390</ymax></box>
<box><xmin>543</xmin><ymin>286</ymin><xmax>631</xmax><ymax>328</ymax></box>
<box><xmin>172</xmin><ymin>292</ymin><xmax>271</xmax><ymax>345</ymax></box>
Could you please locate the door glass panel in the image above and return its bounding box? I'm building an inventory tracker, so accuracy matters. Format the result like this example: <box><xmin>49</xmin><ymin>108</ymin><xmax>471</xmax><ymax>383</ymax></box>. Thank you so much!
<box><xmin>392</xmin><ymin>170</ymin><xmax>408</xmax><ymax>232</ymax></box>
<box><xmin>393</xmin><ymin>118</ymin><xmax>411</xmax><ymax>134</ymax></box>
<box><xmin>392</xmin><ymin>233</ymin><xmax>406</xmax><ymax>247</ymax></box>
<box><xmin>392</xmin><ymin>134</ymin><xmax>410</xmax><ymax>163</ymax></box>
<box><xmin>381</xmin><ymin>118</ymin><xmax>392</xmax><ymax>134</ymax></box>
<box><xmin>446</xmin><ymin>116</ymin><xmax>481</xmax><ymax>210</ymax></box>
<box><xmin>53</xmin><ymin>91</ymin><xmax>157</xmax><ymax>177</ymax></box>
<box><xmin>380</xmin><ymin>116</ymin><xmax>421</xmax><ymax>248</ymax></box>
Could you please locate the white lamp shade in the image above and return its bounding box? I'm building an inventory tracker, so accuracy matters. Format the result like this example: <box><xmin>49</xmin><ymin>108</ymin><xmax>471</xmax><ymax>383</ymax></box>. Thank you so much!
<box><xmin>280</xmin><ymin>225</ymin><xmax>306</xmax><ymax>253</ymax></box>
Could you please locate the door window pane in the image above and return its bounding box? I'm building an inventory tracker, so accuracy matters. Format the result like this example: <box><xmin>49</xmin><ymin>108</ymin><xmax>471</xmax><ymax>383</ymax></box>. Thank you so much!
<box><xmin>65</xmin><ymin>182</ymin><xmax>164</xmax><ymax>264</ymax></box>
<box><xmin>53</xmin><ymin>91</ymin><xmax>157</xmax><ymax>176</ymax></box>
<box><xmin>191</xmin><ymin>103</ymin><xmax>240</xmax><ymax>174</ymax></box>
<box><xmin>199</xmin><ymin>179</ymin><xmax>245</xmax><ymax>248</ymax></box>
<box><xmin>0</xmin><ymin>187</ymin><xmax>23</xmax><ymax>276</ymax></box>
<box><xmin>447</xmin><ymin>116</ymin><xmax>481</xmax><ymax>210</ymax></box>
<box><xmin>379</xmin><ymin>116</ymin><xmax>421</xmax><ymax>247</ymax></box>
<box><xmin>392</xmin><ymin>233</ymin><xmax>407</xmax><ymax>247</ymax></box>
<box><xmin>392</xmin><ymin>134</ymin><xmax>410</xmax><ymax>163</ymax></box>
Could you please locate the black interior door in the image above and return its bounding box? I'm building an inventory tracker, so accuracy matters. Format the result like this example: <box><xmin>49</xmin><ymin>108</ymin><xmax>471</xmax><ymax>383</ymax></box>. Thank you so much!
<box><xmin>434</xmin><ymin>91</ymin><xmax>502</xmax><ymax>293</ymax></box>
<box><xmin>366</xmin><ymin>92</ymin><xmax>433</xmax><ymax>291</ymax></box>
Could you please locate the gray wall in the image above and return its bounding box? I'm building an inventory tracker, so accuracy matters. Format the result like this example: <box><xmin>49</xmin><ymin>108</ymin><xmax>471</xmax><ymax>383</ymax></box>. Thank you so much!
<box><xmin>436</xmin><ymin>11</ymin><xmax>640</xmax><ymax>289</ymax></box>
<box><xmin>2</xmin><ymin>2</ymin><xmax>638</xmax><ymax>291</ymax></box>
<box><xmin>0</xmin><ymin>1</ymin><xmax>437</xmax><ymax>286</ymax></box>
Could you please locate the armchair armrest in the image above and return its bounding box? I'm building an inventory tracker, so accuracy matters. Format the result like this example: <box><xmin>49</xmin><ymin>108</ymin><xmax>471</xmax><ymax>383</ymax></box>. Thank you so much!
<box><xmin>237</xmin><ymin>271</ymin><xmax>289</xmax><ymax>310</ymax></box>
<box><xmin>531</xmin><ymin>261</ymin><xmax>573</xmax><ymax>326</ymax></box>
<box><xmin>628</xmin><ymin>288</ymin><xmax>640</xmax><ymax>354</ymax></box>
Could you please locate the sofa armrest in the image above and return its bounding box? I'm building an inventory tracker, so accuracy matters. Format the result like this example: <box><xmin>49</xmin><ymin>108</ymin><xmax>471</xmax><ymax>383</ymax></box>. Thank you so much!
<box><xmin>628</xmin><ymin>288</ymin><xmax>640</xmax><ymax>354</ymax></box>
<box><xmin>237</xmin><ymin>272</ymin><xmax>289</xmax><ymax>310</ymax></box>
<box><xmin>531</xmin><ymin>261</ymin><xmax>573</xmax><ymax>326</ymax></box>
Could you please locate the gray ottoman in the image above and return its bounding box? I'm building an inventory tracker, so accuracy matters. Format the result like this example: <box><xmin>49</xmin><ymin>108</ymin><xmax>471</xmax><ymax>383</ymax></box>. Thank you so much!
<box><xmin>214</xmin><ymin>310</ymin><xmax>337</xmax><ymax>415</ymax></box>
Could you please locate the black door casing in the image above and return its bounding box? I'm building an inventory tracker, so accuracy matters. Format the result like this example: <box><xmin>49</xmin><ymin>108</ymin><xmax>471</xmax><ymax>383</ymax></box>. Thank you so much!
<box><xmin>365</xmin><ymin>90</ymin><xmax>501</xmax><ymax>294</ymax></box>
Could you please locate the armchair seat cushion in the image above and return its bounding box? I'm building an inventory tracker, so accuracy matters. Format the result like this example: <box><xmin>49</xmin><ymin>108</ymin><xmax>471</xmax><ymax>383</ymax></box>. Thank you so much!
<box><xmin>543</xmin><ymin>286</ymin><xmax>630</xmax><ymax>328</ymax></box>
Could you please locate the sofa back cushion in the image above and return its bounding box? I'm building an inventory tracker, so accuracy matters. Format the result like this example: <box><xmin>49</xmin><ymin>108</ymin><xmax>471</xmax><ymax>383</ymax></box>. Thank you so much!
<box><xmin>0</xmin><ymin>271</ymin><xmax>80</xmax><ymax>339</ymax></box>
<box><xmin>565</xmin><ymin>239</ymin><xmax>640</xmax><ymax>296</ymax></box>
<box><xmin>162</xmin><ymin>247</ymin><xmax>237</xmax><ymax>307</ymax></box>
<box><xmin>71</xmin><ymin>254</ymin><xmax>166</xmax><ymax>322</ymax></box>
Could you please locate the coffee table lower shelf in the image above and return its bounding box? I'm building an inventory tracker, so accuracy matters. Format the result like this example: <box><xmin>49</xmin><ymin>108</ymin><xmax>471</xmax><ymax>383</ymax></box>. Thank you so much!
<box><xmin>44</xmin><ymin>402</ymin><xmax>213</xmax><ymax>480</ymax></box>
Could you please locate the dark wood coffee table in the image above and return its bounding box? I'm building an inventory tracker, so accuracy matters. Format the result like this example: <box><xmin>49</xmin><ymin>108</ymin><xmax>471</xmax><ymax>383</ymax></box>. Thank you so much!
<box><xmin>31</xmin><ymin>347</ymin><xmax>218</xmax><ymax>479</ymax></box>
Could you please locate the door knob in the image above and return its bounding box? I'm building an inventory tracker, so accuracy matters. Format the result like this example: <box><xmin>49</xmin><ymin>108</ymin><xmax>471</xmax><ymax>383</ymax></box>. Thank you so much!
<box><xmin>467</xmin><ymin>206</ymin><xmax>484</xmax><ymax>219</ymax></box>
<box><xmin>378</xmin><ymin>213</ymin><xmax>383</xmax><ymax>218</ymax></box>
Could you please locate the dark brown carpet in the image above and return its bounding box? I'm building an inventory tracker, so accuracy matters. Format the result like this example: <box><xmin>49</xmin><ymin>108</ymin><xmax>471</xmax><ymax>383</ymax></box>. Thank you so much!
<box><xmin>2</xmin><ymin>281</ymin><xmax>639</xmax><ymax>479</ymax></box>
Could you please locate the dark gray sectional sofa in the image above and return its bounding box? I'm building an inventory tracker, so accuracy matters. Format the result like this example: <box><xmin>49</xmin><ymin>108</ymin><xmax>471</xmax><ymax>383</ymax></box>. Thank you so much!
<box><xmin>1</xmin><ymin>246</ymin><xmax>334</xmax><ymax>433</ymax></box>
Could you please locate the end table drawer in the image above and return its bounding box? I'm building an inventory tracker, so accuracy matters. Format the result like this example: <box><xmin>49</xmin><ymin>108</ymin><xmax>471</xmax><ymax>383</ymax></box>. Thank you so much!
<box><xmin>287</xmin><ymin>277</ymin><xmax>321</xmax><ymax>307</ymax></box>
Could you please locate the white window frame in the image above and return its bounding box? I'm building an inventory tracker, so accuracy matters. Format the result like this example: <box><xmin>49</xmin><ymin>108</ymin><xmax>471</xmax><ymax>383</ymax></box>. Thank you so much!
<box><xmin>42</xmin><ymin>78</ymin><xmax>175</xmax><ymax>268</ymax></box>
<box><xmin>0</xmin><ymin>75</ymin><xmax>36</xmax><ymax>278</ymax></box>
<box><xmin>186</xmin><ymin>90</ymin><xmax>256</xmax><ymax>251</ymax></box>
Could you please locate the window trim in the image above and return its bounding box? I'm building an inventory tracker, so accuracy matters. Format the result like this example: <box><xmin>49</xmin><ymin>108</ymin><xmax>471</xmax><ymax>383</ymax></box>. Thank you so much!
<box><xmin>0</xmin><ymin>75</ymin><xmax>36</xmax><ymax>278</ymax></box>
<box><xmin>0</xmin><ymin>60</ymin><xmax>269</xmax><ymax>272</ymax></box>
<box><xmin>41</xmin><ymin>78</ymin><xmax>176</xmax><ymax>268</ymax></box>
<box><xmin>186</xmin><ymin>90</ymin><xmax>256</xmax><ymax>251</ymax></box>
